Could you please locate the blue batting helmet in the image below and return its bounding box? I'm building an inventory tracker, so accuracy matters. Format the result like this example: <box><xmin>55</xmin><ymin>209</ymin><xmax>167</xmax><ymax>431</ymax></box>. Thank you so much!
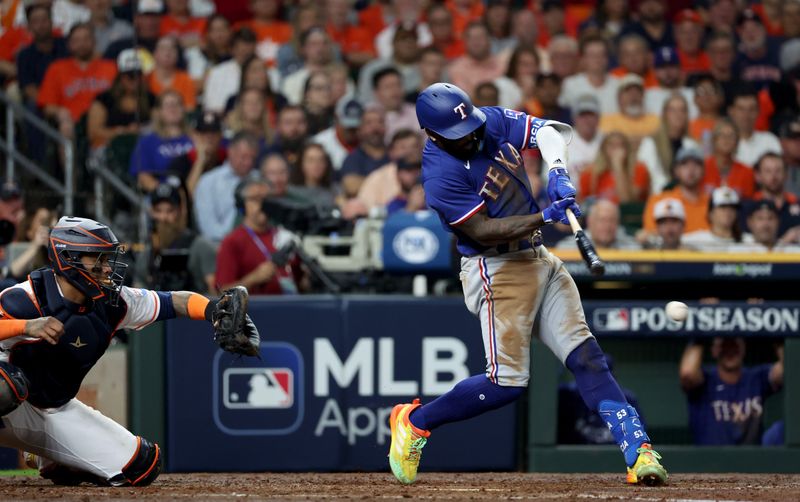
<box><xmin>416</xmin><ymin>83</ymin><xmax>486</xmax><ymax>140</ymax></box>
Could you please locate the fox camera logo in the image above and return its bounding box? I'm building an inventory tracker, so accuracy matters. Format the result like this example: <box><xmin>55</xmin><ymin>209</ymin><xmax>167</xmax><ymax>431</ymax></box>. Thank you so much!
<box><xmin>223</xmin><ymin>368</ymin><xmax>293</xmax><ymax>409</ymax></box>
<box><xmin>213</xmin><ymin>342</ymin><xmax>304</xmax><ymax>435</ymax></box>
<box><xmin>593</xmin><ymin>308</ymin><xmax>630</xmax><ymax>332</ymax></box>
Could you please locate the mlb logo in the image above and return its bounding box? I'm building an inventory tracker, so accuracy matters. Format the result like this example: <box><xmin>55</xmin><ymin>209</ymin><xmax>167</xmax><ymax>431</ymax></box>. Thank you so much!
<box><xmin>223</xmin><ymin>368</ymin><xmax>294</xmax><ymax>409</ymax></box>
<box><xmin>593</xmin><ymin>308</ymin><xmax>630</xmax><ymax>331</ymax></box>
<box><xmin>213</xmin><ymin>341</ymin><xmax>304</xmax><ymax>435</ymax></box>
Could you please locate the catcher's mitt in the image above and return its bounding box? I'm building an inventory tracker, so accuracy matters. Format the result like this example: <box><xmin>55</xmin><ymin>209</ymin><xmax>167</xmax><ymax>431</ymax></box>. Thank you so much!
<box><xmin>211</xmin><ymin>286</ymin><xmax>260</xmax><ymax>357</ymax></box>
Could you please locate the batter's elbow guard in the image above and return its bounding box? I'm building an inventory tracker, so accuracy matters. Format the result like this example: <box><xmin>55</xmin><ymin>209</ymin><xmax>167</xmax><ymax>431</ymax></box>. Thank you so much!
<box><xmin>112</xmin><ymin>437</ymin><xmax>162</xmax><ymax>487</ymax></box>
<box><xmin>0</xmin><ymin>361</ymin><xmax>29</xmax><ymax>416</ymax></box>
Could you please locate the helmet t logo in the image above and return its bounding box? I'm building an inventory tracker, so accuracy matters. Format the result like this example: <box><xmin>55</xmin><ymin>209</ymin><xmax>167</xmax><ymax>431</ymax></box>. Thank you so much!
<box><xmin>453</xmin><ymin>102</ymin><xmax>467</xmax><ymax>119</ymax></box>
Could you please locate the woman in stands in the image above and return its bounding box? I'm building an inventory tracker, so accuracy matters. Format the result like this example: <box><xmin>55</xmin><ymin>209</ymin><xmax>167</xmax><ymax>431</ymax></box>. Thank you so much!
<box><xmin>580</xmin><ymin>131</ymin><xmax>650</xmax><ymax>204</ymax></box>
<box><xmin>147</xmin><ymin>36</ymin><xmax>197</xmax><ymax>111</ymax></box>
<box><xmin>290</xmin><ymin>143</ymin><xmax>336</xmax><ymax>207</ymax></box>
<box><xmin>185</xmin><ymin>14</ymin><xmax>233</xmax><ymax>92</ymax></box>
<box><xmin>637</xmin><ymin>93</ymin><xmax>700</xmax><ymax>195</ymax></box>
<box><xmin>223</xmin><ymin>56</ymin><xmax>284</xmax><ymax>127</ymax></box>
<box><xmin>224</xmin><ymin>88</ymin><xmax>272</xmax><ymax>150</ymax></box>
<box><xmin>301</xmin><ymin>71</ymin><xmax>335</xmax><ymax>136</ymax></box>
<box><xmin>130</xmin><ymin>90</ymin><xmax>193</xmax><ymax>192</ymax></box>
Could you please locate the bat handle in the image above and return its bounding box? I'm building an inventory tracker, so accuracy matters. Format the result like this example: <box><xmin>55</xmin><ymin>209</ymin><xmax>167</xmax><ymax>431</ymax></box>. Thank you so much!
<box><xmin>565</xmin><ymin>208</ymin><xmax>581</xmax><ymax>234</ymax></box>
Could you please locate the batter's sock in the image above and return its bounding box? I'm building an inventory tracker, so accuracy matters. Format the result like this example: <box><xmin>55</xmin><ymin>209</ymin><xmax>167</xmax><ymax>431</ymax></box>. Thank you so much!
<box><xmin>408</xmin><ymin>374</ymin><xmax>525</xmax><ymax>431</ymax></box>
<box><xmin>565</xmin><ymin>339</ymin><xmax>650</xmax><ymax>466</ymax></box>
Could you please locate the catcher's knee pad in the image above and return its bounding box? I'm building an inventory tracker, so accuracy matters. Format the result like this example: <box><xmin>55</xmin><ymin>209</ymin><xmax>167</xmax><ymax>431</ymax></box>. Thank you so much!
<box><xmin>0</xmin><ymin>361</ymin><xmax>28</xmax><ymax>416</ymax></box>
<box><xmin>113</xmin><ymin>437</ymin><xmax>162</xmax><ymax>487</ymax></box>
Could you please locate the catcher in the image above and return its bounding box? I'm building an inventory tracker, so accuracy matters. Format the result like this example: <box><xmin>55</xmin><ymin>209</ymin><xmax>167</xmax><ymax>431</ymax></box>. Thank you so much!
<box><xmin>0</xmin><ymin>216</ymin><xmax>259</xmax><ymax>486</ymax></box>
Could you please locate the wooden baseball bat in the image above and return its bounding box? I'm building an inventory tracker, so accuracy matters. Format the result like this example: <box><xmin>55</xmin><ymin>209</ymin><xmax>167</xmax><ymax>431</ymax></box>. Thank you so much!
<box><xmin>566</xmin><ymin>208</ymin><xmax>606</xmax><ymax>276</ymax></box>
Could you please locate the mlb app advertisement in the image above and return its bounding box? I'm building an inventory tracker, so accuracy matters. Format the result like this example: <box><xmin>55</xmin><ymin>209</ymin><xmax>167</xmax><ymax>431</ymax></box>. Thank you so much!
<box><xmin>166</xmin><ymin>297</ymin><xmax>518</xmax><ymax>471</ymax></box>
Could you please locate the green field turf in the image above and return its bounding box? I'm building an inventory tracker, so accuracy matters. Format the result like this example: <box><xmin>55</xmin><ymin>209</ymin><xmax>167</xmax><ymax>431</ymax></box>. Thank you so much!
<box><xmin>0</xmin><ymin>469</ymin><xmax>37</xmax><ymax>477</ymax></box>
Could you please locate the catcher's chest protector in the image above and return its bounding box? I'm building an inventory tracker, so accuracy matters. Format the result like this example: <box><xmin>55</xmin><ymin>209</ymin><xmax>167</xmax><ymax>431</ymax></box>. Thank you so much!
<box><xmin>9</xmin><ymin>269</ymin><xmax>127</xmax><ymax>408</ymax></box>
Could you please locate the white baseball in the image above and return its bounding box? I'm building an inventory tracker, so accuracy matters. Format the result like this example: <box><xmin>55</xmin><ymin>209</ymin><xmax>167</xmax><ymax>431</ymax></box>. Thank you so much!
<box><xmin>666</xmin><ymin>301</ymin><xmax>689</xmax><ymax>322</ymax></box>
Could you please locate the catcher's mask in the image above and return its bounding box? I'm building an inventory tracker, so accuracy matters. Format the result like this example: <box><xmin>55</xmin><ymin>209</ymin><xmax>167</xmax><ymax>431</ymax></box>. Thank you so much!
<box><xmin>48</xmin><ymin>216</ymin><xmax>128</xmax><ymax>306</ymax></box>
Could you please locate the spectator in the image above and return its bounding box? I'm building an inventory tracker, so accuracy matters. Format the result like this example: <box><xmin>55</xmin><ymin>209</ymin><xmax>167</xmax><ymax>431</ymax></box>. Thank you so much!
<box><xmin>537</xmin><ymin>1</ymin><xmax>567</xmax><ymax>48</ymax></box>
<box><xmin>281</xmin><ymin>27</ymin><xmax>334</xmax><ymax>106</ymax></box>
<box><xmin>87</xmin><ymin>49</ymin><xmax>155</xmax><ymax>150</ymax></box>
<box><xmin>215</xmin><ymin>177</ymin><xmax>302</xmax><ymax>295</ymax></box>
<box><xmin>556</xmin><ymin>199</ymin><xmax>640</xmax><ymax>250</ymax></box>
<box><xmin>372</xmin><ymin>67</ymin><xmax>419</xmax><ymax>144</ymax></box>
<box><xmin>484</xmin><ymin>0</ymin><xmax>513</xmax><ymax>55</ymax></box>
<box><xmin>494</xmin><ymin>45</ymin><xmax>539</xmax><ymax>110</ymax></box>
<box><xmin>426</xmin><ymin>3</ymin><xmax>464</xmax><ymax>60</ymax></box>
<box><xmin>406</xmin><ymin>46</ymin><xmax>446</xmax><ymax>101</ymax></box>
<box><xmin>37</xmin><ymin>23</ymin><xmax>117</xmax><ymax>139</ymax></box>
<box><xmin>171</xmin><ymin>111</ymin><xmax>226</xmax><ymax>197</ymax></box>
<box><xmin>545</xmin><ymin>35</ymin><xmax>579</xmax><ymax>81</ymax></box>
<box><xmin>259</xmin><ymin>153</ymin><xmax>292</xmax><ymax>198</ymax></box>
<box><xmin>784</xmin><ymin>0</ymin><xmax>800</xmax><ymax>39</ymax></box>
<box><xmin>501</xmin><ymin>9</ymin><xmax>546</xmax><ymax>70</ymax></box>
<box><xmin>702</xmin><ymin>118</ymin><xmax>756</xmax><ymax>199</ymax></box>
<box><xmin>680</xmin><ymin>337</ymin><xmax>783</xmax><ymax>445</ymax></box>
<box><xmin>16</xmin><ymin>4</ymin><xmax>68</xmax><ymax>107</ymax></box>
<box><xmin>275</xmin><ymin>4</ymin><xmax>323</xmax><ymax>78</ymax></box>
<box><xmin>689</xmin><ymin>76</ymin><xmax>724</xmax><ymax>150</ymax></box>
<box><xmin>559</xmin><ymin>34</ymin><xmax>619</xmax><ymax>116</ymax></box>
<box><xmin>374</xmin><ymin>0</ymin><xmax>431</xmax><ymax>60</ymax></box>
<box><xmin>646</xmin><ymin>198</ymin><xmax>687</xmax><ymax>250</ymax></box>
<box><xmin>357</xmin><ymin>23</ymin><xmax>420</xmax><ymax>105</ymax></box>
<box><xmin>682</xmin><ymin>187</ymin><xmax>752</xmax><ymax>251</ymax></box>
<box><xmin>328</xmin><ymin>62</ymin><xmax>355</xmax><ymax>103</ymax></box>
<box><xmin>673</xmin><ymin>9</ymin><xmax>709</xmax><ymax>77</ymax></box>
<box><xmin>352</xmin><ymin>129</ymin><xmax>422</xmax><ymax>216</ymax></box>
<box><xmin>185</xmin><ymin>14</ymin><xmax>231</xmax><ymax>91</ymax></box>
<box><xmin>130</xmin><ymin>90</ymin><xmax>193</xmax><ymax>192</ymax></box>
<box><xmin>86</xmin><ymin>0</ymin><xmax>133</xmax><ymax>55</ymax></box>
<box><xmin>51</xmin><ymin>0</ymin><xmax>91</xmax><ymax>34</ymax></box>
<box><xmin>599</xmin><ymin>74</ymin><xmax>660</xmax><ymax>145</ymax></box>
<box><xmin>312</xmin><ymin>95</ymin><xmax>363</xmax><ymax>172</ymax></box>
<box><xmin>473</xmin><ymin>81</ymin><xmax>500</xmax><ymax>108</ymax></box>
<box><xmin>340</xmin><ymin>107</ymin><xmax>389</xmax><ymax>198</ymax></box>
<box><xmin>752</xmin><ymin>153</ymin><xmax>800</xmax><ymax>236</ymax></box>
<box><xmin>325</xmin><ymin>0</ymin><xmax>374</xmax><ymax>69</ymax></box>
<box><xmin>7</xmin><ymin>207</ymin><xmax>54</xmax><ymax>280</ymax></box>
<box><xmin>620</xmin><ymin>0</ymin><xmax>673</xmax><ymax>50</ymax></box>
<box><xmin>642</xmin><ymin>147</ymin><xmax>710</xmax><ymax>235</ymax></box>
<box><xmin>289</xmin><ymin>143</ymin><xmax>336</xmax><ymax>208</ymax></box>
<box><xmin>645</xmin><ymin>46</ymin><xmax>697</xmax><ymax>120</ymax></box>
<box><xmin>780</xmin><ymin>119</ymin><xmax>800</xmax><ymax>194</ymax></box>
<box><xmin>202</xmin><ymin>27</ymin><xmax>257</xmax><ymax>113</ymax></box>
<box><xmin>386</xmin><ymin>158</ymin><xmax>425</xmax><ymax>215</ymax></box>
<box><xmin>610</xmin><ymin>34</ymin><xmax>656</xmax><ymax>87</ymax></box>
<box><xmin>160</xmin><ymin>0</ymin><xmax>206</xmax><ymax>48</ymax></box>
<box><xmin>0</xmin><ymin>182</ymin><xmax>24</xmax><ymax>228</ymax></box>
<box><xmin>148</xmin><ymin>36</ymin><xmax>196</xmax><ymax>110</ymax></box>
<box><xmin>194</xmin><ymin>132</ymin><xmax>259</xmax><ymax>242</ymax></box>
<box><xmin>727</xmin><ymin>88</ymin><xmax>782</xmax><ymax>167</ymax></box>
<box><xmin>706</xmin><ymin>0</ymin><xmax>738</xmax><ymax>35</ymax></box>
<box><xmin>524</xmin><ymin>73</ymin><xmax>570</xmax><ymax>124</ymax></box>
<box><xmin>447</xmin><ymin>21</ymin><xmax>505</xmax><ymax>96</ymax></box>
<box><xmin>103</xmin><ymin>0</ymin><xmax>162</xmax><ymax>60</ymax></box>
<box><xmin>566</xmin><ymin>94</ymin><xmax>603</xmax><ymax>181</ymax></box>
<box><xmin>735</xmin><ymin>9</ymin><xmax>782</xmax><ymax>91</ymax></box>
<box><xmin>580</xmin><ymin>0</ymin><xmax>632</xmax><ymax>38</ymax></box>
<box><xmin>224</xmin><ymin>88</ymin><xmax>271</xmax><ymax>149</ymax></box>
<box><xmin>262</xmin><ymin>104</ymin><xmax>308</xmax><ymax>168</ymax></box>
<box><xmin>638</xmin><ymin>93</ymin><xmax>701</xmax><ymax>195</ymax></box>
<box><xmin>237</xmin><ymin>0</ymin><xmax>292</xmax><ymax>68</ymax></box>
<box><xmin>302</xmin><ymin>71</ymin><xmax>335</xmax><ymax>135</ymax></box>
<box><xmin>137</xmin><ymin>182</ymin><xmax>217</xmax><ymax>293</ymax></box>
<box><xmin>704</xmin><ymin>32</ymin><xmax>742</xmax><ymax>101</ymax></box>
<box><xmin>580</xmin><ymin>131</ymin><xmax>650</xmax><ymax>204</ymax></box>
<box><xmin>448</xmin><ymin>0</ymin><xmax>484</xmax><ymax>35</ymax></box>
<box><xmin>222</xmin><ymin>55</ymin><xmax>283</xmax><ymax>119</ymax></box>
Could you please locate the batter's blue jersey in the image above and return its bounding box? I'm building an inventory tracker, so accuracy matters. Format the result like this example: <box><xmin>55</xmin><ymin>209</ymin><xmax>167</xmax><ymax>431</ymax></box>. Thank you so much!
<box><xmin>686</xmin><ymin>364</ymin><xmax>776</xmax><ymax>445</ymax></box>
<box><xmin>422</xmin><ymin>107</ymin><xmax>557</xmax><ymax>256</ymax></box>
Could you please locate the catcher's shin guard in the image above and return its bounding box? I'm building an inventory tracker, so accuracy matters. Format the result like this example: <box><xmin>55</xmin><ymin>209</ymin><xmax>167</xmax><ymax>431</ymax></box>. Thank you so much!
<box><xmin>110</xmin><ymin>437</ymin><xmax>162</xmax><ymax>487</ymax></box>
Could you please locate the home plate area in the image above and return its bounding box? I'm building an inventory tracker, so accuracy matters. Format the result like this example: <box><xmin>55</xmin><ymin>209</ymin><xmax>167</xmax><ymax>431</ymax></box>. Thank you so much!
<box><xmin>2</xmin><ymin>472</ymin><xmax>799</xmax><ymax>501</ymax></box>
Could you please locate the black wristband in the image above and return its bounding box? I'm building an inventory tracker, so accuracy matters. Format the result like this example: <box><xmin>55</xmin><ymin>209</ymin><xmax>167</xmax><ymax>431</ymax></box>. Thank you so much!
<box><xmin>204</xmin><ymin>299</ymin><xmax>218</xmax><ymax>322</ymax></box>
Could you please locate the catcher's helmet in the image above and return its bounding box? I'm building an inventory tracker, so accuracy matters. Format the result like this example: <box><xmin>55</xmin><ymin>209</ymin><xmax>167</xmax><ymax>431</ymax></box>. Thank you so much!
<box><xmin>415</xmin><ymin>83</ymin><xmax>487</xmax><ymax>160</ymax></box>
<box><xmin>48</xmin><ymin>216</ymin><xmax>127</xmax><ymax>306</ymax></box>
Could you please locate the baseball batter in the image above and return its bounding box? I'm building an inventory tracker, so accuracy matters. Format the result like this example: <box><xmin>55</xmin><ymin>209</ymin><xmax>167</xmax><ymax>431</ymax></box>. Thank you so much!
<box><xmin>388</xmin><ymin>83</ymin><xmax>667</xmax><ymax>486</ymax></box>
<box><xmin>0</xmin><ymin>217</ymin><xmax>259</xmax><ymax>486</ymax></box>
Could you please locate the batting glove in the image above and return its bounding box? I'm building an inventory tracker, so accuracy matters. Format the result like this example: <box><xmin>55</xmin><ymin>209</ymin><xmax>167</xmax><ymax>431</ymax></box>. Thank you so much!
<box><xmin>547</xmin><ymin>167</ymin><xmax>576</xmax><ymax>203</ymax></box>
<box><xmin>542</xmin><ymin>197</ymin><xmax>581</xmax><ymax>225</ymax></box>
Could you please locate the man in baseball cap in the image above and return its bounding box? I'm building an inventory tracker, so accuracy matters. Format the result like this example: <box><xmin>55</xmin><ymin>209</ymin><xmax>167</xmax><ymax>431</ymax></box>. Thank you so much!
<box><xmin>736</xmin><ymin>8</ymin><xmax>781</xmax><ymax>91</ymax></box>
<box><xmin>779</xmin><ymin>119</ymin><xmax>800</xmax><ymax>194</ymax></box>
<box><xmin>682</xmin><ymin>187</ymin><xmax>749</xmax><ymax>250</ymax></box>
<box><xmin>600</xmin><ymin>73</ymin><xmax>660</xmax><ymax>142</ymax></box>
<box><xmin>167</xmin><ymin>112</ymin><xmax>226</xmax><ymax>183</ymax></box>
<box><xmin>568</xmin><ymin>94</ymin><xmax>603</xmax><ymax>178</ymax></box>
<box><xmin>651</xmin><ymin>198</ymin><xmax>686</xmax><ymax>250</ymax></box>
<box><xmin>745</xmin><ymin>199</ymin><xmax>783</xmax><ymax>250</ymax></box>
<box><xmin>311</xmin><ymin>95</ymin><xmax>364</xmax><ymax>171</ymax></box>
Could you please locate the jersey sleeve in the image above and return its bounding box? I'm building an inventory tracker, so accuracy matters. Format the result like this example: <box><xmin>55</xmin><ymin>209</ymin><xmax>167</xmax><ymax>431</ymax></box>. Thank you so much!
<box><xmin>423</xmin><ymin>171</ymin><xmax>484</xmax><ymax>227</ymax></box>
<box><xmin>117</xmin><ymin>287</ymin><xmax>174</xmax><ymax>331</ymax></box>
<box><xmin>482</xmin><ymin>106</ymin><xmax>572</xmax><ymax>152</ymax></box>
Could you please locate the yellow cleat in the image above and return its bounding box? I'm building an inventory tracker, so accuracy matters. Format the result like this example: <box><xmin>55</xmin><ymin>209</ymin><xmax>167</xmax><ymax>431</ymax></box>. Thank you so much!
<box><xmin>388</xmin><ymin>398</ymin><xmax>430</xmax><ymax>485</ymax></box>
<box><xmin>626</xmin><ymin>443</ymin><xmax>668</xmax><ymax>486</ymax></box>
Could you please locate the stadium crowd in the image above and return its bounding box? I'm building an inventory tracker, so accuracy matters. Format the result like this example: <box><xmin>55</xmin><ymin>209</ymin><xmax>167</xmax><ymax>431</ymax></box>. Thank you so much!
<box><xmin>0</xmin><ymin>0</ymin><xmax>798</xmax><ymax>295</ymax></box>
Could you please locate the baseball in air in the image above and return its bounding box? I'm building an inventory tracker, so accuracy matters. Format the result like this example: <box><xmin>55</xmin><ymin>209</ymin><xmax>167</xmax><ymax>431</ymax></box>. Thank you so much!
<box><xmin>666</xmin><ymin>301</ymin><xmax>689</xmax><ymax>321</ymax></box>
